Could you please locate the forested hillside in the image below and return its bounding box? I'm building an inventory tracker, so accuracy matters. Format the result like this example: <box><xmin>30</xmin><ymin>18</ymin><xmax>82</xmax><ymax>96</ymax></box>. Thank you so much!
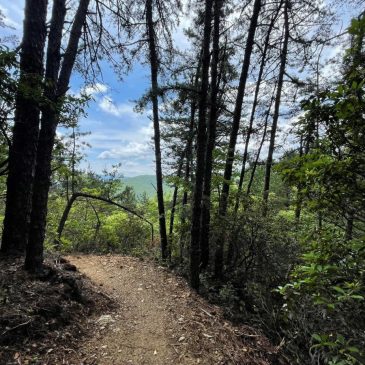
<box><xmin>122</xmin><ymin>175</ymin><xmax>172</xmax><ymax>197</ymax></box>
<box><xmin>0</xmin><ymin>0</ymin><xmax>364</xmax><ymax>364</ymax></box>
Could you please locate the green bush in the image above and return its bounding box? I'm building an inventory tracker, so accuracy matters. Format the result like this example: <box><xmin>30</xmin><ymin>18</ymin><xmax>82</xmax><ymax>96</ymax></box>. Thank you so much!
<box><xmin>278</xmin><ymin>230</ymin><xmax>365</xmax><ymax>364</ymax></box>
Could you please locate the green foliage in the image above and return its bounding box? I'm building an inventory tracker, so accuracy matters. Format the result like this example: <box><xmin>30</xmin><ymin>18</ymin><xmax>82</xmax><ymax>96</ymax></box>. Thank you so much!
<box><xmin>274</xmin><ymin>14</ymin><xmax>365</xmax><ymax>364</ymax></box>
<box><xmin>202</xmin><ymin>197</ymin><xmax>301</xmax><ymax>325</ymax></box>
<box><xmin>98</xmin><ymin>212</ymin><xmax>150</xmax><ymax>255</ymax></box>
<box><xmin>277</xmin><ymin>152</ymin><xmax>363</xmax><ymax>215</ymax></box>
<box><xmin>278</xmin><ymin>231</ymin><xmax>365</xmax><ymax>364</ymax></box>
<box><xmin>45</xmin><ymin>170</ymin><xmax>157</xmax><ymax>256</ymax></box>
<box><xmin>0</xmin><ymin>6</ymin><xmax>364</xmax><ymax>365</ymax></box>
<box><xmin>0</xmin><ymin>46</ymin><xmax>17</xmax><ymax>160</ymax></box>
<box><xmin>0</xmin><ymin>46</ymin><xmax>17</xmax><ymax>104</ymax></box>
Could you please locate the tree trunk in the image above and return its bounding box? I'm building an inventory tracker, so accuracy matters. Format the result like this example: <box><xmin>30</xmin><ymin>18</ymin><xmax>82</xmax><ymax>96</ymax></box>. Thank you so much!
<box><xmin>180</xmin><ymin>67</ymin><xmax>200</xmax><ymax>262</ymax></box>
<box><xmin>24</xmin><ymin>0</ymin><xmax>66</xmax><ymax>271</ymax></box>
<box><xmin>234</xmin><ymin>4</ymin><xmax>281</xmax><ymax>213</ymax></box>
<box><xmin>146</xmin><ymin>0</ymin><xmax>169</xmax><ymax>260</ymax></box>
<box><xmin>181</xmin><ymin>57</ymin><xmax>201</xmax><ymax>209</ymax></box>
<box><xmin>200</xmin><ymin>0</ymin><xmax>223</xmax><ymax>270</ymax></box>
<box><xmin>214</xmin><ymin>0</ymin><xmax>262</xmax><ymax>278</ymax></box>
<box><xmin>190</xmin><ymin>0</ymin><xmax>214</xmax><ymax>290</ymax></box>
<box><xmin>1</xmin><ymin>0</ymin><xmax>48</xmax><ymax>256</ymax></box>
<box><xmin>25</xmin><ymin>0</ymin><xmax>90</xmax><ymax>271</ymax></box>
<box><xmin>89</xmin><ymin>201</ymin><xmax>101</xmax><ymax>243</ymax></box>
<box><xmin>168</xmin><ymin>157</ymin><xmax>184</xmax><ymax>260</ymax></box>
<box><xmin>262</xmin><ymin>0</ymin><xmax>289</xmax><ymax>216</ymax></box>
<box><xmin>295</xmin><ymin>136</ymin><xmax>304</xmax><ymax>221</ymax></box>
<box><xmin>247</xmin><ymin>109</ymin><xmax>270</xmax><ymax>196</ymax></box>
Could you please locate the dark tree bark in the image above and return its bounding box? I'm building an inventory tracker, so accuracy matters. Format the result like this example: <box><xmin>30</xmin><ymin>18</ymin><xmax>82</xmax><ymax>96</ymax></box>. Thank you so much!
<box><xmin>179</xmin><ymin>66</ymin><xmax>200</xmax><ymax>261</ymax></box>
<box><xmin>295</xmin><ymin>136</ymin><xmax>304</xmax><ymax>221</ymax></box>
<box><xmin>234</xmin><ymin>4</ymin><xmax>281</xmax><ymax>213</ymax></box>
<box><xmin>24</xmin><ymin>0</ymin><xmax>66</xmax><ymax>270</ymax></box>
<box><xmin>169</xmin><ymin>185</ymin><xmax>179</xmax><ymax>248</ymax></box>
<box><xmin>1</xmin><ymin>0</ymin><xmax>48</xmax><ymax>255</ymax></box>
<box><xmin>182</xmin><ymin>105</ymin><xmax>196</xmax><ymax>208</ymax></box>
<box><xmin>200</xmin><ymin>0</ymin><xmax>223</xmax><ymax>270</ymax></box>
<box><xmin>190</xmin><ymin>0</ymin><xmax>214</xmax><ymax>290</ymax></box>
<box><xmin>246</xmin><ymin>98</ymin><xmax>272</xmax><ymax>196</ymax></box>
<box><xmin>227</xmin><ymin>27</ymin><xmax>281</xmax><ymax>263</ymax></box>
<box><xmin>25</xmin><ymin>0</ymin><xmax>90</xmax><ymax>271</ymax></box>
<box><xmin>181</xmin><ymin>56</ymin><xmax>201</xmax><ymax>209</ymax></box>
<box><xmin>146</xmin><ymin>0</ymin><xmax>168</xmax><ymax>260</ymax></box>
<box><xmin>88</xmin><ymin>201</ymin><xmax>101</xmax><ymax>242</ymax></box>
<box><xmin>262</xmin><ymin>0</ymin><xmax>289</xmax><ymax>216</ymax></box>
<box><xmin>214</xmin><ymin>0</ymin><xmax>262</xmax><ymax>278</ymax></box>
<box><xmin>168</xmin><ymin>157</ymin><xmax>184</xmax><ymax>260</ymax></box>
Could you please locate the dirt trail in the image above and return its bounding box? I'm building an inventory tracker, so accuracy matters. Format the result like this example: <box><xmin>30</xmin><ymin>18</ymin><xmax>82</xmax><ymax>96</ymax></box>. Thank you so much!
<box><xmin>67</xmin><ymin>255</ymin><xmax>280</xmax><ymax>365</ymax></box>
<box><xmin>68</xmin><ymin>255</ymin><xmax>181</xmax><ymax>364</ymax></box>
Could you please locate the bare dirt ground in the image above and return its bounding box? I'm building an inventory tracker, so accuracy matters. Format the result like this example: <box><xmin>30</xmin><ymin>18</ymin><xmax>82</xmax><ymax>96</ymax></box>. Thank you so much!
<box><xmin>66</xmin><ymin>255</ymin><xmax>284</xmax><ymax>365</ymax></box>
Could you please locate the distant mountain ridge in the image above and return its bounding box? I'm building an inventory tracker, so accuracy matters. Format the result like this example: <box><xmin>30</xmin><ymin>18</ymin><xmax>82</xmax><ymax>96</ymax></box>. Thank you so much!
<box><xmin>121</xmin><ymin>175</ymin><xmax>171</xmax><ymax>197</ymax></box>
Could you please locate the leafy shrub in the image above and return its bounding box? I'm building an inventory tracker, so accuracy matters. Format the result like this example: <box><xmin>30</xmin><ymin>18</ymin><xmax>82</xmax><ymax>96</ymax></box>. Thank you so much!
<box><xmin>278</xmin><ymin>230</ymin><xmax>365</xmax><ymax>364</ymax></box>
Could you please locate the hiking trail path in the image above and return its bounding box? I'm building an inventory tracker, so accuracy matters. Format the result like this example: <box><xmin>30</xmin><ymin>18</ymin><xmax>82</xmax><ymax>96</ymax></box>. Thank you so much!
<box><xmin>66</xmin><ymin>255</ymin><xmax>279</xmax><ymax>365</ymax></box>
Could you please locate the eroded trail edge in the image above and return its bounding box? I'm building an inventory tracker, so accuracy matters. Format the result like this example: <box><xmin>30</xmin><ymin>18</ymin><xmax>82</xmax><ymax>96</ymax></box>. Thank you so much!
<box><xmin>67</xmin><ymin>255</ymin><xmax>281</xmax><ymax>365</ymax></box>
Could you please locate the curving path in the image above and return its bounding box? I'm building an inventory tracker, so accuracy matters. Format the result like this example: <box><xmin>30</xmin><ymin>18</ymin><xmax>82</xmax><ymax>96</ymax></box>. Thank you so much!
<box><xmin>66</xmin><ymin>255</ymin><xmax>278</xmax><ymax>365</ymax></box>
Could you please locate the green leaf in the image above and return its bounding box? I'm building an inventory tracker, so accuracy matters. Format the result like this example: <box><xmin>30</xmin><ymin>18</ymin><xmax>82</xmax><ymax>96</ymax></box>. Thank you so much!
<box><xmin>332</xmin><ymin>286</ymin><xmax>345</xmax><ymax>294</ymax></box>
<box><xmin>347</xmin><ymin>346</ymin><xmax>360</xmax><ymax>353</ymax></box>
<box><xmin>312</xmin><ymin>333</ymin><xmax>322</xmax><ymax>342</ymax></box>
<box><xmin>350</xmin><ymin>294</ymin><xmax>364</xmax><ymax>300</ymax></box>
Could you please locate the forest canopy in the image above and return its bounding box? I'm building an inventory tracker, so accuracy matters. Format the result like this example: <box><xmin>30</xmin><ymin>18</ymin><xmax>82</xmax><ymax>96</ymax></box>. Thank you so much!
<box><xmin>0</xmin><ymin>0</ymin><xmax>364</xmax><ymax>364</ymax></box>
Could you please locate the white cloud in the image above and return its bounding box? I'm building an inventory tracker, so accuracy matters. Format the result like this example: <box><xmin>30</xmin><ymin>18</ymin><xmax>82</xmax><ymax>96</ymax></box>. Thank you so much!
<box><xmin>139</xmin><ymin>122</ymin><xmax>154</xmax><ymax>137</ymax></box>
<box><xmin>171</xmin><ymin>1</ymin><xmax>191</xmax><ymax>51</ymax></box>
<box><xmin>79</xmin><ymin>119</ymin><xmax>153</xmax><ymax>150</ymax></box>
<box><xmin>98</xmin><ymin>97</ymin><xmax>139</xmax><ymax>118</ymax></box>
<box><xmin>0</xmin><ymin>4</ymin><xmax>21</xmax><ymax>29</ymax></box>
<box><xmin>98</xmin><ymin>141</ymin><xmax>152</xmax><ymax>160</ymax></box>
<box><xmin>79</xmin><ymin>158</ymin><xmax>155</xmax><ymax>177</ymax></box>
<box><xmin>83</xmin><ymin>83</ymin><xmax>108</xmax><ymax>96</ymax></box>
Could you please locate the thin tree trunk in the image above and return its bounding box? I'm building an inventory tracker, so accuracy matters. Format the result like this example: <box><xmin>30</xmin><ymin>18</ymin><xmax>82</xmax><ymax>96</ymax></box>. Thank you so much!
<box><xmin>71</xmin><ymin>127</ymin><xmax>77</xmax><ymax>195</ymax></box>
<box><xmin>88</xmin><ymin>201</ymin><xmax>101</xmax><ymax>243</ymax></box>
<box><xmin>214</xmin><ymin>0</ymin><xmax>262</xmax><ymax>278</ymax></box>
<box><xmin>246</xmin><ymin>102</ymin><xmax>272</xmax><ymax>196</ymax></box>
<box><xmin>180</xmin><ymin>69</ymin><xmax>200</xmax><ymax>262</ymax></box>
<box><xmin>246</xmin><ymin>76</ymin><xmax>279</xmax><ymax>197</ymax></box>
<box><xmin>146</xmin><ymin>0</ymin><xmax>168</xmax><ymax>260</ymax></box>
<box><xmin>56</xmin><ymin>193</ymin><xmax>78</xmax><ymax>246</ymax></box>
<box><xmin>200</xmin><ymin>0</ymin><xmax>223</xmax><ymax>270</ymax></box>
<box><xmin>182</xmin><ymin>57</ymin><xmax>201</xmax><ymax>209</ymax></box>
<box><xmin>295</xmin><ymin>136</ymin><xmax>304</xmax><ymax>221</ymax></box>
<box><xmin>181</xmin><ymin>103</ymin><xmax>196</xmax><ymax>208</ymax></box>
<box><xmin>168</xmin><ymin>157</ymin><xmax>184</xmax><ymax>259</ymax></box>
<box><xmin>190</xmin><ymin>0</ymin><xmax>214</xmax><ymax>290</ymax></box>
<box><xmin>169</xmin><ymin>185</ymin><xmax>179</xmax><ymax>241</ymax></box>
<box><xmin>262</xmin><ymin>0</ymin><xmax>289</xmax><ymax>216</ymax></box>
<box><xmin>56</xmin><ymin>192</ymin><xmax>154</xmax><ymax>246</ymax></box>
<box><xmin>25</xmin><ymin>0</ymin><xmax>90</xmax><ymax>271</ymax></box>
<box><xmin>234</xmin><ymin>4</ymin><xmax>281</xmax><ymax>213</ymax></box>
<box><xmin>227</xmin><ymin>77</ymin><xmax>278</xmax><ymax>265</ymax></box>
<box><xmin>1</xmin><ymin>0</ymin><xmax>48</xmax><ymax>255</ymax></box>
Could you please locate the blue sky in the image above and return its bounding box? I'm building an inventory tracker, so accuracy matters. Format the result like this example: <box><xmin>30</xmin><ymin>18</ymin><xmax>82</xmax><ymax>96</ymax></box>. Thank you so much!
<box><xmin>0</xmin><ymin>1</ymin><xmax>359</xmax><ymax>176</ymax></box>
<box><xmin>70</xmin><ymin>64</ymin><xmax>156</xmax><ymax>177</ymax></box>
<box><xmin>0</xmin><ymin>0</ymin><xmax>161</xmax><ymax>177</ymax></box>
